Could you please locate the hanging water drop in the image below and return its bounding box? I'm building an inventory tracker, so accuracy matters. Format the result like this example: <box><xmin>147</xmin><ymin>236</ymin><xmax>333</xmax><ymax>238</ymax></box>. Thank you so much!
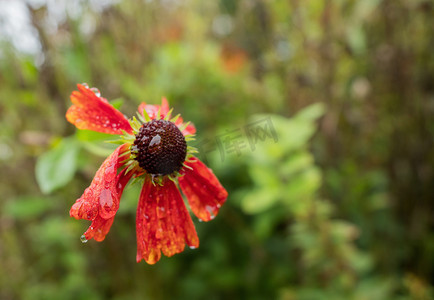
<box><xmin>80</xmin><ymin>235</ymin><xmax>88</xmax><ymax>243</ymax></box>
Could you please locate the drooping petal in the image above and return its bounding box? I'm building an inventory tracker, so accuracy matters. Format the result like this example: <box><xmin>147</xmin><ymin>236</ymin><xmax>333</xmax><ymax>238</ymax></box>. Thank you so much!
<box><xmin>81</xmin><ymin>167</ymin><xmax>135</xmax><ymax>242</ymax></box>
<box><xmin>66</xmin><ymin>84</ymin><xmax>132</xmax><ymax>134</ymax></box>
<box><xmin>83</xmin><ymin>215</ymin><xmax>115</xmax><ymax>242</ymax></box>
<box><xmin>70</xmin><ymin>144</ymin><xmax>129</xmax><ymax>221</ymax></box>
<box><xmin>179</xmin><ymin>157</ymin><xmax>227</xmax><ymax>222</ymax></box>
<box><xmin>136</xmin><ymin>178</ymin><xmax>199</xmax><ymax>264</ymax></box>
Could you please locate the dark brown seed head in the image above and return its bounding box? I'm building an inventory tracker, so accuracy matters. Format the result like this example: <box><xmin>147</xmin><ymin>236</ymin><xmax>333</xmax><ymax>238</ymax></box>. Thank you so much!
<box><xmin>132</xmin><ymin>119</ymin><xmax>187</xmax><ymax>175</ymax></box>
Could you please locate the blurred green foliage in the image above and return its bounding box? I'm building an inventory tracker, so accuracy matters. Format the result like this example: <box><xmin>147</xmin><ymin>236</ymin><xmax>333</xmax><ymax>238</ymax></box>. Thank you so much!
<box><xmin>0</xmin><ymin>0</ymin><xmax>433</xmax><ymax>299</ymax></box>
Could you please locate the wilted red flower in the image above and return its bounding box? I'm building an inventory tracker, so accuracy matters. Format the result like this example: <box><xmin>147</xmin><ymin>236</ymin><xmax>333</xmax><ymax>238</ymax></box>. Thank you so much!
<box><xmin>66</xmin><ymin>84</ymin><xmax>227</xmax><ymax>264</ymax></box>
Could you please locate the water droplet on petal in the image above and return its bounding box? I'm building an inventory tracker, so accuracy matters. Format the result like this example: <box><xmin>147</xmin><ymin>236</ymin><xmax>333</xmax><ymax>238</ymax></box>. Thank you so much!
<box><xmin>80</xmin><ymin>235</ymin><xmax>88</xmax><ymax>243</ymax></box>
<box><xmin>81</xmin><ymin>83</ymin><xmax>89</xmax><ymax>88</ymax></box>
<box><xmin>99</xmin><ymin>189</ymin><xmax>113</xmax><ymax>208</ymax></box>
<box><xmin>189</xmin><ymin>246</ymin><xmax>196</xmax><ymax>249</ymax></box>
<box><xmin>156</xmin><ymin>228</ymin><xmax>163</xmax><ymax>239</ymax></box>
<box><xmin>205</xmin><ymin>205</ymin><xmax>215</xmax><ymax>219</ymax></box>
<box><xmin>105</xmin><ymin>164</ymin><xmax>115</xmax><ymax>175</ymax></box>
<box><xmin>91</xmin><ymin>87</ymin><xmax>101</xmax><ymax>97</ymax></box>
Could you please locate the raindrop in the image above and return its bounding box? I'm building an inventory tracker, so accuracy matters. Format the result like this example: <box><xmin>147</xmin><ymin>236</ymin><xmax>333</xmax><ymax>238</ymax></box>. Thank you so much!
<box><xmin>81</xmin><ymin>83</ymin><xmax>89</xmax><ymax>88</ymax></box>
<box><xmin>149</xmin><ymin>134</ymin><xmax>161</xmax><ymax>147</ymax></box>
<box><xmin>80</xmin><ymin>235</ymin><xmax>88</xmax><ymax>243</ymax></box>
<box><xmin>91</xmin><ymin>87</ymin><xmax>101</xmax><ymax>97</ymax></box>
<box><xmin>99</xmin><ymin>189</ymin><xmax>113</xmax><ymax>208</ymax></box>
<box><xmin>105</xmin><ymin>164</ymin><xmax>115</xmax><ymax>175</ymax></box>
<box><xmin>189</xmin><ymin>246</ymin><xmax>196</xmax><ymax>250</ymax></box>
<box><xmin>205</xmin><ymin>205</ymin><xmax>215</xmax><ymax>219</ymax></box>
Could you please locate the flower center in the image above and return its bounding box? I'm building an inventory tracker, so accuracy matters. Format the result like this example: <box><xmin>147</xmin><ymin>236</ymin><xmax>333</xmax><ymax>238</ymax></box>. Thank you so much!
<box><xmin>133</xmin><ymin>119</ymin><xmax>187</xmax><ymax>175</ymax></box>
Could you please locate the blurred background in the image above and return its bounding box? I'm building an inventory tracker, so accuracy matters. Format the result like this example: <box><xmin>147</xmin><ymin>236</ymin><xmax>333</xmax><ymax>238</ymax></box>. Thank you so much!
<box><xmin>0</xmin><ymin>0</ymin><xmax>433</xmax><ymax>299</ymax></box>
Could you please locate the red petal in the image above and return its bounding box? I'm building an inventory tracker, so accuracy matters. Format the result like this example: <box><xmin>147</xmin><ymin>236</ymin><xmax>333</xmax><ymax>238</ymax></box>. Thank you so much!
<box><xmin>138</xmin><ymin>99</ymin><xmax>196</xmax><ymax>136</ymax></box>
<box><xmin>66</xmin><ymin>84</ymin><xmax>132</xmax><ymax>134</ymax></box>
<box><xmin>138</xmin><ymin>103</ymin><xmax>160</xmax><ymax>120</ymax></box>
<box><xmin>136</xmin><ymin>178</ymin><xmax>199</xmax><ymax>264</ymax></box>
<box><xmin>179</xmin><ymin>157</ymin><xmax>227</xmax><ymax>222</ymax></box>
<box><xmin>83</xmin><ymin>215</ymin><xmax>115</xmax><ymax>242</ymax></box>
<box><xmin>160</xmin><ymin>97</ymin><xmax>170</xmax><ymax>115</ymax></box>
<box><xmin>181</xmin><ymin>123</ymin><xmax>196</xmax><ymax>136</ymax></box>
<box><xmin>138</xmin><ymin>97</ymin><xmax>170</xmax><ymax>121</ymax></box>
<box><xmin>81</xmin><ymin>167</ymin><xmax>135</xmax><ymax>242</ymax></box>
<box><xmin>70</xmin><ymin>144</ymin><xmax>129</xmax><ymax>221</ymax></box>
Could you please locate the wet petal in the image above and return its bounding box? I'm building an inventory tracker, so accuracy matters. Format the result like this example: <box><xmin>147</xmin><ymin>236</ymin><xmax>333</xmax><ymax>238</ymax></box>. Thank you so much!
<box><xmin>66</xmin><ymin>84</ymin><xmax>132</xmax><ymax>134</ymax></box>
<box><xmin>69</xmin><ymin>144</ymin><xmax>129</xmax><ymax>221</ymax></box>
<box><xmin>138</xmin><ymin>98</ymin><xmax>196</xmax><ymax>136</ymax></box>
<box><xmin>83</xmin><ymin>215</ymin><xmax>115</xmax><ymax>242</ymax></box>
<box><xmin>179</xmin><ymin>157</ymin><xmax>227</xmax><ymax>222</ymax></box>
<box><xmin>138</xmin><ymin>97</ymin><xmax>170</xmax><ymax>120</ymax></box>
<box><xmin>138</xmin><ymin>103</ymin><xmax>160</xmax><ymax>120</ymax></box>
<box><xmin>136</xmin><ymin>178</ymin><xmax>199</xmax><ymax>264</ymax></box>
<box><xmin>81</xmin><ymin>167</ymin><xmax>135</xmax><ymax>242</ymax></box>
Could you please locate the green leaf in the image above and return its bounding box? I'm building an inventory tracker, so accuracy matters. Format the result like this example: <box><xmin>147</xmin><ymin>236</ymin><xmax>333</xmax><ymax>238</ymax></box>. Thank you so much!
<box><xmin>35</xmin><ymin>138</ymin><xmax>80</xmax><ymax>194</ymax></box>
<box><xmin>241</xmin><ymin>188</ymin><xmax>280</xmax><ymax>214</ymax></box>
<box><xmin>295</xmin><ymin>102</ymin><xmax>326</xmax><ymax>121</ymax></box>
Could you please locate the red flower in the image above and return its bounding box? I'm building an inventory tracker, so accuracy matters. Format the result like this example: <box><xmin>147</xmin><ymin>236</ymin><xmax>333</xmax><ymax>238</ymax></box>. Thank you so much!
<box><xmin>66</xmin><ymin>84</ymin><xmax>227</xmax><ymax>264</ymax></box>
